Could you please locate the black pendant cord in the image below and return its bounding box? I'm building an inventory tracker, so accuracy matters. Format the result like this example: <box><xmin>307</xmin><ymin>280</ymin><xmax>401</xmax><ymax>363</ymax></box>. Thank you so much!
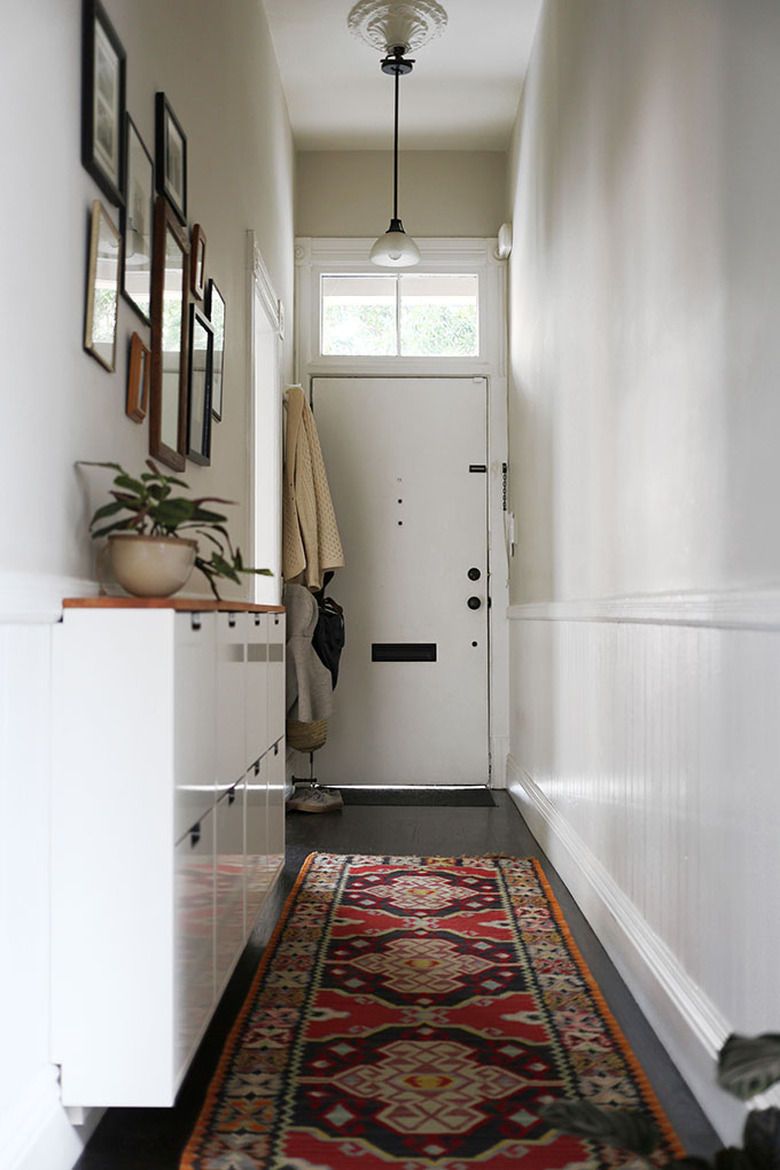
<box><xmin>393</xmin><ymin>65</ymin><xmax>399</xmax><ymax>222</ymax></box>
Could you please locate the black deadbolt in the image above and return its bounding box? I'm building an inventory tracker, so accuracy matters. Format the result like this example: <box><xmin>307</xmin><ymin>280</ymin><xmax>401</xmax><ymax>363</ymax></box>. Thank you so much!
<box><xmin>467</xmin><ymin>596</ymin><xmax>482</xmax><ymax>610</ymax></box>
<box><xmin>467</xmin><ymin>567</ymin><xmax>481</xmax><ymax>581</ymax></box>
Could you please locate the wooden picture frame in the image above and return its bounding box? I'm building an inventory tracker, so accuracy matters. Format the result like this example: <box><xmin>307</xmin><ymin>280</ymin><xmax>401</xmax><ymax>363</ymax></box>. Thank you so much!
<box><xmin>206</xmin><ymin>278</ymin><xmax>226</xmax><ymax>421</ymax></box>
<box><xmin>155</xmin><ymin>93</ymin><xmax>187</xmax><ymax>224</ymax></box>
<box><xmin>190</xmin><ymin>225</ymin><xmax>206</xmax><ymax>300</ymax></box>
<box><xmin>187</xmin><ymin>305</ymin><xmax>214</xmax><ymax>465</ymax></box>
<box><xmin>121</xmin><ymin>115</ymin><xmax>154</xmax><ymax>325</ymax></box>
<box><xmin>84</xmin><ymin>200</ymin><xmax>122</xmax><ymax>371</ymax></box>
<box><xmin>149</xmin><ymin>195</ymin><xmax>189</xmax><ymax>471</ymax></box>
<box><xmin>126</xmin><ymin>332</ymin><xmax>150</xmax><ymax>422</ymax></box>
<box><xmin>81</xmin><ymin>0</ymin><xmax>126</xmax><ymax>207</ymax></box>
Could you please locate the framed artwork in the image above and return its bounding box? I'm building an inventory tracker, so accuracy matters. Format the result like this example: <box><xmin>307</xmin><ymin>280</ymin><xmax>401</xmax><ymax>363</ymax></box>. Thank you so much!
<box><xmin>149</xmin><ymin>195</ymin><xmax>189</xmax><ymax>471</ymax></box>
<box><xmin>155</xmin><ymin>93</ymin><xmax>187</xmax><ymax>224</ymax></box>
<box><xmin>126</xmin><ymin>332</ymin><xmax>150</xmax><ymax>422</ymax></box>
<box><xmin>81</xmin><ymin>0</ymin><xmax>126</xmax><ymax>207</ymax></box>
<box><xmin>190</xmin><ymin>225</ymin><xmax>206</xmax><ymax>300</ymax></box>
<box><xmin>84</xmin><ymin>200</ymin><xmax>122</xmax><ymax>371</ymax></box>
<box><xmin>121</xmin><ymin>115</ymin><xmax>154</xmax><ymax>324</ymax></box>
<box><xmin>206</xmin><ymin>278</ymin><xmax>225</xmax><ymax>421</ymax></box>
<box><xmin>187</xmin><ymin>305</ymin><xmax>214</xmax><ymax>465</ymax></box>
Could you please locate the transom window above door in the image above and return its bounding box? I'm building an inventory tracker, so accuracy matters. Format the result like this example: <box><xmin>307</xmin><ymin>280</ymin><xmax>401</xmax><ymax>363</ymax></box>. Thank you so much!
<box><xmin>320</xmin><ymin>273</ymin><xmax>479</xmax><ymax>358</ymax></box>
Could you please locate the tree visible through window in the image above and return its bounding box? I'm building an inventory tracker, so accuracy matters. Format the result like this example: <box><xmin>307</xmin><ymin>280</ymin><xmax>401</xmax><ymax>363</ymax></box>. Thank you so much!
<box><xmin>321</xmin><ymin>273</ymin><xmax>478</xmax><ymax>357</ymax></box>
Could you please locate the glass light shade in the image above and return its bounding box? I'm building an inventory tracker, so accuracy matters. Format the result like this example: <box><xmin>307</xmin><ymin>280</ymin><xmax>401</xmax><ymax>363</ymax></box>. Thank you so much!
<box><xmin>370</xmin><ymin>219</ymin><xmax>421</xmax><ymax>267</ymax></box>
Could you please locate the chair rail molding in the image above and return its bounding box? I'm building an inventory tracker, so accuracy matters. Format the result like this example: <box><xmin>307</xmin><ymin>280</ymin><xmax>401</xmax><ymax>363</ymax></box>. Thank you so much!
<box><xmin>507</xmin><ymin>587</ymin><xmax>780</xmax><ymax>631</ymax></box>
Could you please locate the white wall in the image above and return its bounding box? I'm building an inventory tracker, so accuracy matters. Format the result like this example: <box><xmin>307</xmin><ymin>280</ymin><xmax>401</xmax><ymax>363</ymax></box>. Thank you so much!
<box><xmin>296</xmin><ymin>150</ymin><xmax>507</xmax><ymax>237</ymax></box>
<box><xmin>0</xmin><ymin>2</ymin><xmax>294</xmax><ymax>1166</ymax></box>
<box><xmin>506</xmin><ymin>0</ymin><xmax>780</xmax><ymax>1143</ymax></box>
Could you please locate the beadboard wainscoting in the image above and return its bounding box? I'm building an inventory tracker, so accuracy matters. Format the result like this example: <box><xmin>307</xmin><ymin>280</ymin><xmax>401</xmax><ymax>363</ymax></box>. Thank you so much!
<box><xmin>507</xmin><ymin>592</ymin><xmax>780</xmax><ymax>1142</ymax></box>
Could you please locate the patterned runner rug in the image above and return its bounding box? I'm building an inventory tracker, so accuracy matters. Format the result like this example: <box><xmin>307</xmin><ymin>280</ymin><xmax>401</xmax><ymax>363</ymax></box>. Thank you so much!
<box><xmin>181</xmin><ymin>854</ymin><xmax>683</xmax><ymax>1170</ymax></box>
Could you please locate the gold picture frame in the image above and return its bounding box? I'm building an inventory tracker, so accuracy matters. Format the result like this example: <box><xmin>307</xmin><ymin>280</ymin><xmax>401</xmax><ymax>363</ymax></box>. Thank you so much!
<box><xmin>84</xmin><ymin>199</ymin><xmax>122</xmax><ymax>372</ymax></box>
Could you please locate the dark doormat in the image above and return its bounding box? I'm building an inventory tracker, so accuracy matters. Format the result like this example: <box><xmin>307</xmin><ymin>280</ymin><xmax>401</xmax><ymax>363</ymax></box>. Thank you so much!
<box><xmin>335</xmin><ymin>787</ymin><xmax>496</xmax><ymax>807</ymax></box>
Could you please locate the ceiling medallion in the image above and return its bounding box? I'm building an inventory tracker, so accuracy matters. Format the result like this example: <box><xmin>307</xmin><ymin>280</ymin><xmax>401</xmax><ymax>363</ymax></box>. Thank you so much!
<box><xmin>347</xmin><ymin>0</ymin><xmax>448</xmax><ymax>54</ymax></box>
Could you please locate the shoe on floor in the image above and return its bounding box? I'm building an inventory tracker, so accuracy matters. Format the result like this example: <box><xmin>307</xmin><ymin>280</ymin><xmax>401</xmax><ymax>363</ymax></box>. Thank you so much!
<box><xmin>286</xmin><ymin>785</ymin><xmax>343</xmax><ymax>813</ymax></box>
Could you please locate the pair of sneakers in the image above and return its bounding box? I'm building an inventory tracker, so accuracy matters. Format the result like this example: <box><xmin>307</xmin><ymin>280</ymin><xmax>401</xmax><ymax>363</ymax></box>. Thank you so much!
<box><xmin>286</xmin><ymin>784</ymin><xmax>343</xmax><ymax>813</ymax></box>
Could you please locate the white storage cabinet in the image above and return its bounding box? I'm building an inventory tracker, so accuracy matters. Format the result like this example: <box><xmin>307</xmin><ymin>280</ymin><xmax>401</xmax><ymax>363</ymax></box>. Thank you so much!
<box><xmin>51</xmin><ymin>601</ymin><xmax>285</xmax><ymax>1107</ymax></box>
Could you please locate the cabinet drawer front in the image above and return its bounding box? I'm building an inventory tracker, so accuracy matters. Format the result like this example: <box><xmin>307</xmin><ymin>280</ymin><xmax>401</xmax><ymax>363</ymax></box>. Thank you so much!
<box><xmin>246</xmin><ymin>756</ymin><xmax>270</xmax><ymax>928</ymax></box>
<box><xmin>266</xmin><ymin>740</ymin><xmax>286</xmax><ymax>880</ymax></box>
<box><xmin>175</xmin><ymin>809</ymin><xmax>215</xmax><ymax>1079</ymax></box>
<box><xmin>267</xmin><ymin>613</ymin><xmax>286</xmax><ymax>744</ymax></box>
<box><xmin>246</xmin><ymin>612</ymin><xmax>269</xmax><ymax>766</ymax></box>
<box><xmin>175</xmin><ymin>612</ymin><xmax>217</xmax><ymax>838</ymax></box>
<box><xmin>216</xmin><ymin>783</ymin><xmax>246</xmax><ymax>994</ymax></box>
<box><xmin>216</xmin><ymin>611</ymin><xmax>249</xmax><ymax>790</ymax></box>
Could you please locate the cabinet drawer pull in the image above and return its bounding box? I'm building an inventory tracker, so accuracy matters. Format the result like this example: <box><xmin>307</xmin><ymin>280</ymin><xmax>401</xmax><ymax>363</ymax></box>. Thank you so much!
<box><xmin>190</xmin><ymin>823</ymin><xmax>201</xmax><ymax>848</ymax></box>
<box><xmin>191</xmin><ymin>614</ymin><xmax>202</xmax><ymax>631</ymax></box>
<box><xmin>228</xmin><ymin>787</ymin><xmax>236</xmax><ymax>805</ymax></box>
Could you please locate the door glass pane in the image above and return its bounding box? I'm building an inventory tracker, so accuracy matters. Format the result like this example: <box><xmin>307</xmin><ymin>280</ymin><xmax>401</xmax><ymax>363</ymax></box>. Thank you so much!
<box><xmin>399</xmin><ymin>274</ymin><xmax>479</xmax><ymax>356</ymax></box>
<box><xmin>321</xmin><ymin>275</ymin><xmax>396</xmax><ymax>355</ymax></box>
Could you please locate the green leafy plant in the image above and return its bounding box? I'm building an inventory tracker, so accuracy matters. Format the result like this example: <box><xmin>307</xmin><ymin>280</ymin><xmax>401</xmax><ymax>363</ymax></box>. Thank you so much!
<box><xmin>81</xmin><ymin>460</ymin><xmax>271</xmax><ymax>600</ymax></box>
<box><xmin>540</xmin><ymin>1033</ymin><xmax>780</xmax><ymax>1169</ymax></box>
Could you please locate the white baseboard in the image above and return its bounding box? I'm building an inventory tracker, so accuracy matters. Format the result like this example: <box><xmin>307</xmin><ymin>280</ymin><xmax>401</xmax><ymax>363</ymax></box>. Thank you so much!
<box><xmin>2</xmin><ymin>1067</ymin><xmax>102</xmax><ymax>1170</ymax></box>
<box><xmin>506</xmin><ymin>754</ymin><xmax>747</xmax><ymax>1145</ymax></box>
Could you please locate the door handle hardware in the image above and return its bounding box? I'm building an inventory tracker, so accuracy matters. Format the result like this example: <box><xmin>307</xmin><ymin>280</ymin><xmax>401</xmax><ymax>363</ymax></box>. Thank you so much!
<box><xmin>469</xmin><ymin>464</ymin><xmax>487</xmax><ymax>473</ymax></box>
<box><xmin>467</xmin><ymin>567</ymin><xmax>481</xmax><ymax>581</ymax></box>
<box><xmin>467</xmin><ymin>596</ymin><xmax>482</xmax><ymax>610</ymax></box>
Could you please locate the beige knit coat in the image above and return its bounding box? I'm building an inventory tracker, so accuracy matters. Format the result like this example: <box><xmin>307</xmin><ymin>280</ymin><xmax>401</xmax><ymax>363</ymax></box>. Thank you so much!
<box><xmin>282</xmin><ymin>386</ymin><xmax>345</xmax><ymax>589</ymax></box>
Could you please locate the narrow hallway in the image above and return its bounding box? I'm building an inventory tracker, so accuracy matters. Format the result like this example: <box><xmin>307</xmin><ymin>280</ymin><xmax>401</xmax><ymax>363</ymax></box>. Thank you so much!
<box><xmin>76</xmin><ymin>795</ymin><xmax>719</xmax><ymax>1169</ymax></box>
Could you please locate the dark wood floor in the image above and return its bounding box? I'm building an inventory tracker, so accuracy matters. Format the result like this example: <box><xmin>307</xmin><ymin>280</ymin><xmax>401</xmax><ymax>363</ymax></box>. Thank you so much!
<box><xmin>75</xmin><ymin>793</ymin><xmax>720</xmax><ymax>1169</ymax></box>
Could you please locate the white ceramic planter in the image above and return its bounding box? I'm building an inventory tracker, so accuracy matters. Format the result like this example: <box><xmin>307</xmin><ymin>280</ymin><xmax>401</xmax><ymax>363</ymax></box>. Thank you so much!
<box><xmin>108</xmin><ymin>534</ymin><xmax>197</xmax><ymax>597</ymax></box>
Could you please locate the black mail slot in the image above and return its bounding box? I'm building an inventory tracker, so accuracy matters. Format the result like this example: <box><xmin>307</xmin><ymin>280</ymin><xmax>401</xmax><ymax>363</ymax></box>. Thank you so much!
<box><xmin>372</xmin><ymin>643</ymin><xmax>437</xmax><ymax>662</ymax></box>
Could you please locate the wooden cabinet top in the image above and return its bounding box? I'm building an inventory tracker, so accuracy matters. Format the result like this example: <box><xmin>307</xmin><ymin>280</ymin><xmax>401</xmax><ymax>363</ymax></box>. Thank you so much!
<box><xmin>62</xmin><ymin>597</ymin><xmax>284</xmax><ymax>613</ymax></box>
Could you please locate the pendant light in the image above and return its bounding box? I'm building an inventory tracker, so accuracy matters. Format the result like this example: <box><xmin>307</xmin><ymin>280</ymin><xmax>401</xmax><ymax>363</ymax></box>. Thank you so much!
<box><xmin>369</xmin><ymin>46</ymin><xmax>421</xmax><ymax>268</ymax></box>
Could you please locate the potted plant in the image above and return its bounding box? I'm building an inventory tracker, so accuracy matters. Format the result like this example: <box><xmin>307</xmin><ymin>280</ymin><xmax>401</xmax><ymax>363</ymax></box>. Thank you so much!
<box><xmin>81</xmin><ymin>460</ymin><xmax>271</xmax><ymax>600</ymax></box>
<box><xmin>540</xmin><ymin>1032</ymin><xmax>780</xmax><ymax>1169</ymax></box>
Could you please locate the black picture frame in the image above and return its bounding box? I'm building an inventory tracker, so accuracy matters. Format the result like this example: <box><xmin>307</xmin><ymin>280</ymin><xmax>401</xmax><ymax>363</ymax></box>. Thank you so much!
<box><xmin>190</xmin><ymin>224</ymin><xmax>206</xmax><ymax>301</ymax></box>
<box><xmin>81</xmin><ymin>0</ymin><xmax>126</xmax><ymax>207</ymax></box>
<box><xmin>205</xmin><ymin>278</ymin><xmax>226</xmax><ymax>421</ymax></box>
<box><xmin>187</xmin><ymin>305</ymin><xmax>214</xmax><ymax>465</ymax></box>
<box><xmin>149</xmin><ymin>195</ymin><xmax>189</xmax><ymax>471</ymax></box>
<box><xmin>121</xmin><ymin>115</ymin><xmax>154</xmax><ymax>325</ymax></box>
<box><xmin>155</xmin><ymin>93</ymin><xmax>187</xmax><ymax>224</ymax></box>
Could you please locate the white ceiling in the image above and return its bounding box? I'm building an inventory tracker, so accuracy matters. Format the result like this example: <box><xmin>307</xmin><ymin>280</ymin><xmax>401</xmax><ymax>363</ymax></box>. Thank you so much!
<box><xmin>261</xmin><ymin>0</ymin><xmax>544</xmax><ymax>152</ymax></box>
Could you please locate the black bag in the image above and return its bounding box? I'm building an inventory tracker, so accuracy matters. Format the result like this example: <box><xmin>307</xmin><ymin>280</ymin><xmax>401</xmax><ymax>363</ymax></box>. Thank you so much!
<box><xmin>312</xmin><ymin>572</ymin><xmax>345</xmax><ymax>689</ymax></box>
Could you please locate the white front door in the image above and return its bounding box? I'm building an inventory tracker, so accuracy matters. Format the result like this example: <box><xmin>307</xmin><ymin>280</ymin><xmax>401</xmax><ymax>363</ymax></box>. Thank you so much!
<box><xmin>311</xmin><ymin>376</ymin><xmax>489</xmax><ymax>786</ymax></box>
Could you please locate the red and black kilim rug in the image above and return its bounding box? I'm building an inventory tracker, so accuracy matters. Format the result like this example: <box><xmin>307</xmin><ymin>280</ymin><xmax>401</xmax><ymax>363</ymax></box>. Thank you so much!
<box><xmin>181</xmin><ymin>854</ymin><xmax>684</xmax><ymax>1169</ymax></box>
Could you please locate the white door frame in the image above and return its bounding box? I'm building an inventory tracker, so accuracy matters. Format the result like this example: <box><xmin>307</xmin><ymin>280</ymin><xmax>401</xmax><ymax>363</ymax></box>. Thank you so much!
<box><xmin>294</xmin><ymin>237</ymin><xmax>510</xmax><ymax>787</ymax></box>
